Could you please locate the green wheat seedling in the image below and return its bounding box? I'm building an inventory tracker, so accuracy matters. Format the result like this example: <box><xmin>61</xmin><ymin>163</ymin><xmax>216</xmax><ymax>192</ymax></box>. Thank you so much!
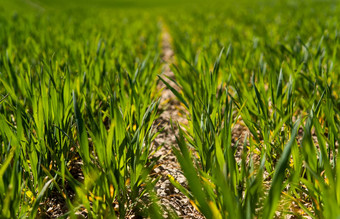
<box><xmin>0</xmin><ymin>10</ymin><xmax>163</xmax><ymax>218</ymax></box>
<box><xmin>0</xmin><ymin>0</ymin><xmax>340</xmax><ymax>218</ymax></box>
<box><xmin>164</xmin><ymin>1</ymin><xmax>340</xmax><ymax>217</ymax></box>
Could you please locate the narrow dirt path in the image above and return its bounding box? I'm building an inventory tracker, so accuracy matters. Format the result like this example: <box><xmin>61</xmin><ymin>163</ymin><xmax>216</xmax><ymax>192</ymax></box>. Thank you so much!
<box><xmin>151</xmin><ymin>22</ymin><xmax>203</xmax><ymax>218</ymax></box>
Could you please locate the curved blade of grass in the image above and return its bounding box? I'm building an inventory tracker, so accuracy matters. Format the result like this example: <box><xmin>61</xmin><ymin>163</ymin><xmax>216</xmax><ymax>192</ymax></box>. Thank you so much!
<box><xmin>158</xmin><ymin>75</ymin><xmax>188</xmax><ymax>108</ymax></box>
<box><xmin>31</xmin><ymin>179</ymin><xmax>53</xmax><ymax>217</ymax></box>
<box><xmin>0</xmin><ymin>94</ymin><xmax>8</xmax><ymax>105</ymax></box>
<box><xmin>73</xmin><ymin>91</ymin><xmax>90</xmax><ymax>166</ymax></box>
<box><xmin>263</xmin><ymin>119</ymin><xmax>300</xmax><ymax>218</ymax></box>
<box><xmin>172</xmin><ymin>123</ymin><xmax>212</xmax><ymax>218</ymax></box>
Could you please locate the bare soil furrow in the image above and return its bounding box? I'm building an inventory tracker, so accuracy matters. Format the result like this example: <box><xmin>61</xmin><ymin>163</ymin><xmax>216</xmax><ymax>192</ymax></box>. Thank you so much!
<box><xmin>151</xmin><ymin>22</ymin><xmax>203</xmax><ymax>218</ymax></box>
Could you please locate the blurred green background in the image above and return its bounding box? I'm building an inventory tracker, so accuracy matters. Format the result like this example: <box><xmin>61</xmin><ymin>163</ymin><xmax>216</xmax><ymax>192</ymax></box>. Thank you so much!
<box><xmin>1</xmin><ymin>0</ymin><xmax>338</xmax><ymax>17</ymax></box>
<box><xmin>0</xmin><ymin>0</ymin><xmax>210</xmax><ymax>13</ymax></box>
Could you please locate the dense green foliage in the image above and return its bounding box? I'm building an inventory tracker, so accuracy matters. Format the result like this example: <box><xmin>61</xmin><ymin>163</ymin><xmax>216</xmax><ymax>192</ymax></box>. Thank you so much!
<box><xmin>0</xmin><ymin>7</ymin><xmax>162</xmax><ymax>218</ymax></box>
<box><xmin>165</xmin><ymin>1</ymin><xmax>340</xmax><ymax>218</ymax></box>
<box><xmin>0</xmin><ymin>0</ymin><xmax>340</xmax><ymax>218</ymax></box>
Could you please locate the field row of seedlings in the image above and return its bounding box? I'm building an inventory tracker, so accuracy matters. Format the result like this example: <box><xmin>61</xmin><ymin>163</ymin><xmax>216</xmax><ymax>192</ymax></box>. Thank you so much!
<box><xmin>164</xmin><ymin>2</ymin><xmax>340</xmax><ymax>218</ymax></box>
<box><xmin>1</xmin><ymin>1</ymin><xmax>340</xmax><ymax>218</ymax></box>
<box><xmin>0</xmin><ymin>12</ymin><xmax>166</xmax><ymax>218</ymax></box>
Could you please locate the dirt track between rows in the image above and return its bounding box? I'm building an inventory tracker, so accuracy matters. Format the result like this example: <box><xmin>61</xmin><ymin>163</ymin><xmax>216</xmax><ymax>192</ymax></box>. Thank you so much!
<box><xmin>151</xmin><ymin>21</ymin><xmax>203</xmax><ymax>218</ymax></box>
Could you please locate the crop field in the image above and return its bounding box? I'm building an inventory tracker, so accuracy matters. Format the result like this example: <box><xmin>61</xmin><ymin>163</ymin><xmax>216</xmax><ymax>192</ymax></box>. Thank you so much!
<box><xmin>0</xmin><ymin>0</ymin><xmax>339</xmax><ymax>218</ymax></box>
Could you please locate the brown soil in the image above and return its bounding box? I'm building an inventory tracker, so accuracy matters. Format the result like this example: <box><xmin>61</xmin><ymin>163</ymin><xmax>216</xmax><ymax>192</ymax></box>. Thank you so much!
<box><xmin>150</xmin><ymin>23</ymin><xmax>204</xmax><ymax>218</ymax></box>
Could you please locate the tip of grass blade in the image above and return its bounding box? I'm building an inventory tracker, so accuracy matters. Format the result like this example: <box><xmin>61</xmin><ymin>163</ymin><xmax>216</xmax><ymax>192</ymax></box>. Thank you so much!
<box><xmin>157</xmin><ymin>75</ymin><xmax>188</xmax><ymax>108</ymax></box>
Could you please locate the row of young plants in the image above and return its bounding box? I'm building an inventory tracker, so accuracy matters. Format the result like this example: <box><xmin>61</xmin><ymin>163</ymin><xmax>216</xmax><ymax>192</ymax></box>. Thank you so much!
<box><xmin>0</xmin><ymin>11</ymin><xmax>164</xmax><ymax>218</ymax></box>
<box><xmin>164</xmin><ymin>1</ymin><xmax>340</xmax><ymax>218</ymax></box>
<box><xmin>1</xmin><ymin>0</ymin><xmax>340</xmax><ymax>218</ymax></box>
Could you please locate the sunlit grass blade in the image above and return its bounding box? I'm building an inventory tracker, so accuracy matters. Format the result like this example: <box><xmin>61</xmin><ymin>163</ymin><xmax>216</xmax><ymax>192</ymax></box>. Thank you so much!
<box><xmin>263</xmin><ymin>119</ymin><xmax>300</xmax><ymax>218</ymax></box>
